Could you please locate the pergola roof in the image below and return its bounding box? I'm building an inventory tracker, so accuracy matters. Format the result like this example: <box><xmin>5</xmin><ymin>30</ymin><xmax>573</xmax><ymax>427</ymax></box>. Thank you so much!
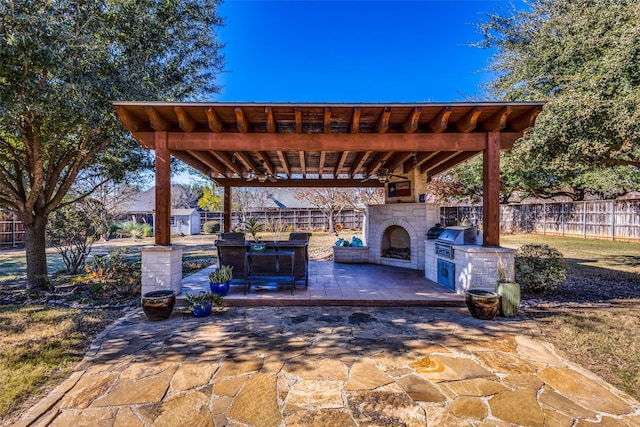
<box><xmin>113</xmin><ymin>102</ymin><xmax>544</xmax><ymax>188</ymax></box>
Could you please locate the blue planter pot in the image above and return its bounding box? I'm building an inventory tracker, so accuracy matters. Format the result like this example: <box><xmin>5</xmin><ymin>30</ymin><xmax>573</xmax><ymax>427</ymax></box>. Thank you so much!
<box><xmin>190</xmin><ymin>302</ymin><xmax>212</xmax><ymax>318</ymax></box>
<box><xmin>210</xmin><ymin>280</ymin><xmax>230</xmax><ymax>296</ymax></box>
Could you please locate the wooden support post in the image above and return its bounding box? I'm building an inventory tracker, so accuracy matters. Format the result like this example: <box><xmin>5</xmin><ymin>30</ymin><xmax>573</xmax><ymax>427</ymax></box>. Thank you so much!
<box><xmin>224</xmin><ymin>185</ymin><xmax>232</xmax><ymax>232</ymax></box>
<box><xmin>155</xmin><ymin>131</ymin><xmax>171</xmax><ymax>246</ymax></box>
<box><xmin>483</xmin><ymin>132</ymin><xmax>501</xmax><ymax>247</ymax></box>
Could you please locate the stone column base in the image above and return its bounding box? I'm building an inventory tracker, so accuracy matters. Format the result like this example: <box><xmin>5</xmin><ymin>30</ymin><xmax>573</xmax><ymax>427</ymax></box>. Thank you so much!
<box><xmin>141</xmin><ymin>245</ymin><xmax>183</xmax><ymax>296</ymax></box>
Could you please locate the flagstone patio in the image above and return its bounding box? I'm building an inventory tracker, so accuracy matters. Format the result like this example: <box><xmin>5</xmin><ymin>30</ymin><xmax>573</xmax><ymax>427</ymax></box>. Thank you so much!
<box><xmin>17</xmin><ymin>305</ymin><xmax>640</xmax><ymax>427</ymax></box>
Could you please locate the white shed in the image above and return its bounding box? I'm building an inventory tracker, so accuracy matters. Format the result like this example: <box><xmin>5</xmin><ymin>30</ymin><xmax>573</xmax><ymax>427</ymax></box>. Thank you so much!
<box><xmin>170</xmin><ymin>209</ymin><xmax>201</xmax><ymax>236</ymax></box>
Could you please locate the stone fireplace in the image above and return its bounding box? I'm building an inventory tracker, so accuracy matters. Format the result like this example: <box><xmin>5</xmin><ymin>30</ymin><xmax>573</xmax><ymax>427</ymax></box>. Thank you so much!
<box><xmin>365</xmin><ymin>169</ymin><xmax>439</xmax><ymax>270</ymax></box>
<box><xmin>381</xmin><ymin>225</ymin><xmax>411</xmax><ymax>260</ymax></box>
<box><xmin>366</xmin><ymin>202</ymin><xmax>440</xmax><ymax>270</ymax></box>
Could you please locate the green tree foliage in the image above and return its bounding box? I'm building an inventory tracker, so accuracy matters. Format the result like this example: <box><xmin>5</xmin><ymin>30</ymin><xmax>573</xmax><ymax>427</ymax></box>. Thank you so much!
<box><xmin>46</xmin><ymin>199</ymin><xmax>108</xmax><ymax>275</ymax></box>
<box><xmin>197</xmin><ymin>184</ymin><xmax>222</xmax><ymax>212</ymax></box>
<box><xmin>477</xmin><ymin>0</ymin><xmax>640</xmax><ymax>200</ymax></box>
<box><xmin>0</xmin><ymin>0</ymin><xmax>225</xmax><ymax>288</ymax></box>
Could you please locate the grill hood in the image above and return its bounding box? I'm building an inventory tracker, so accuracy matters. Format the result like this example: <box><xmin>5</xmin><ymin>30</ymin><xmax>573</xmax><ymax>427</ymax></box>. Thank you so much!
<box><xmin>436</xmin><ymin>226</ymin><xmax>480</xmax><ymax>245</ymax></box>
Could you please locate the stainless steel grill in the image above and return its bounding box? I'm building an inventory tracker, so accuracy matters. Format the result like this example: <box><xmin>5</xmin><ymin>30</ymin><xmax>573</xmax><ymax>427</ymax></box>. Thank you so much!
<box><xmin>434</xmin><ymin>226</ymin><xmax>479</xmax><ymax>259</ymax></box>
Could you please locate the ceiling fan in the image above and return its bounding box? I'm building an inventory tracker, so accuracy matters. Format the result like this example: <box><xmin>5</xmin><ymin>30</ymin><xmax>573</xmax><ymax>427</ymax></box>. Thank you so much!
<box><xmin>361</xmin><ymin>168</ymin><xmax>408</xmax><ymax>184</ymax></box>
<box><xmin>247</xmin><ymin>161</ymin><xmax>285</xmax><ymax>183</ymax></box>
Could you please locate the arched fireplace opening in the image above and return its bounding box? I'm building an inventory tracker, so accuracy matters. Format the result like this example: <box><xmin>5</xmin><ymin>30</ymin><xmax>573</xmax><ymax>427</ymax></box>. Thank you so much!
<box><xmin>381</xmin><ymin>225</ymin><xmax>411</xmax><ymax>260</ymax></box>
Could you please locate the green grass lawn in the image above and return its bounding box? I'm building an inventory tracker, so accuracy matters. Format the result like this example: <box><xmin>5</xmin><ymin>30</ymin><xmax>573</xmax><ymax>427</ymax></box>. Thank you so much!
<box><xmin>501</xmin><ymin>234</ymin><xmax>640</xmax><ymax>276</ymax></box>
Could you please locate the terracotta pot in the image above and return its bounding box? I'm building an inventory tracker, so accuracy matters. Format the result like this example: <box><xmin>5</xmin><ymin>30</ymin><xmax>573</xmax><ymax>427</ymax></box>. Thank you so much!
<box><xmin>141</xmin><ymin>290</ymin><xmax>176</xmax><ymax>321</ymax></box>
<box><xmin>465</xmin><ymin>290</ymin><xmax>500</xmax><ymax>320</ymax></box>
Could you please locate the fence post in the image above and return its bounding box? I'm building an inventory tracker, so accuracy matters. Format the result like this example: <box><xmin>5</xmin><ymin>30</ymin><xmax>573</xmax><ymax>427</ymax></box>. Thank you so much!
<box><xmin>561</xmin><ymin>202</ymin><xmax>565</xmax><ymax>237</ymax></box>
<box><xmin>583</xmin><ymin>201</ymin><xmax>587</xmax><ymax>239</ymax></box>
<box><xmin>611</xmin><ymin>200</ymin><xmax>616</xmax><ymax>241</ymax></box>
<box><xmin>543</xmin><ymin>202</ymin><xmax>547</xmax><ymax>235</ymax></box>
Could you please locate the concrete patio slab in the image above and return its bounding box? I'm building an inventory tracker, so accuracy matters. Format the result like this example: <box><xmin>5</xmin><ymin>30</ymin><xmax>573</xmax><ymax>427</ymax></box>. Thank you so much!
<box><xmin>182</xmin><ymin>260</ymin><xmax>466</xmax><ymax>307</ymax></box>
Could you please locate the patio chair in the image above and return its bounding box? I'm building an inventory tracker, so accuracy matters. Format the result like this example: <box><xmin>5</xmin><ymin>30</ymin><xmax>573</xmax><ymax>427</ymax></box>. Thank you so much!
<box><xmin>277</xmin><ymin>240</ymin><xmax>309</xmax><ymax>287</ymax></box>
<box><xmin>215</xmin><ymin>239</ymin><xmax>248</xmax><ymax>280</ymax></box>
<box><xmin>220</xmin><ymin>232</ymin><xmax>245</xmax><ymax>242</ymax></box>
<box><xmin>288</xmin><ymin>232</ymin><xmax>312</xmax><ymax>241</ymax></box>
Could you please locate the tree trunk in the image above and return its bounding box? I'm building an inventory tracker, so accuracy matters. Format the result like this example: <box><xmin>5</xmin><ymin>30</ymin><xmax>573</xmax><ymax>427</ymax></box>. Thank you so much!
<box><xmin>328</xmin><ymin>212</ymin><xmax>335</xmax><ymax>233</ymax></box>
<box><xmin>23</xmin><ymin>215</ymin><xmax>49</xmax><ymax>290</ymax></box>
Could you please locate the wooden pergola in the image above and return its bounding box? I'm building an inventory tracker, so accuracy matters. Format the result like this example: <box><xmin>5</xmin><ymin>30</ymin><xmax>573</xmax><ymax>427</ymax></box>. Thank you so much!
<box><xmin>113</xmin><ymin>102</ymin><xmax>544</xmax><ymax>248</ymax></box>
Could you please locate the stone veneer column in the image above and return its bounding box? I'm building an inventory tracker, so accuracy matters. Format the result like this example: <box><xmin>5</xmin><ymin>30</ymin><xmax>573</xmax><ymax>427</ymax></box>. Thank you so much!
<box><xmin>141</xmin><ymin>245</ymin><xmax>183</xmax><ymax>296</ymax></box>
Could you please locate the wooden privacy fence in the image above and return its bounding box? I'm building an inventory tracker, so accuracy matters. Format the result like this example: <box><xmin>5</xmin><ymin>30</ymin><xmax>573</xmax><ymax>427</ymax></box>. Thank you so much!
<box><xmin>0</xmin><ymin>210</ymin><xmax>24</xmax><ymax>247</ymax></box>
<box><xmin>442</xmin><ymin>199</ymin><xmax>640</xmax><ymax>242</ymax></box>
<box><xmin>200</xmin><ymin>208</ymin><xmax>365</xmax><ymax>233</ymax></box>
<box><xmin>3</xmin><ymin>200</ymin><xmax>639</xmax><ymax>246</ymax></box>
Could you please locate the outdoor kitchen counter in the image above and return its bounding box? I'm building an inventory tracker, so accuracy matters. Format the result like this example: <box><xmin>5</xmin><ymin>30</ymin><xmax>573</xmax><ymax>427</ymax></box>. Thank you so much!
<box><xmin>425</xmin><ymin>239</ymin><xmax>516</xmax><ymax>294</ymax></box>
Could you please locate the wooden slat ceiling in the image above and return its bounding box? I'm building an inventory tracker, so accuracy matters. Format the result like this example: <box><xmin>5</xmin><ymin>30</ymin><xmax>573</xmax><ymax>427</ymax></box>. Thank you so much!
<box><xmin>113</xmin><ymin>102</ymin><xmax>544</xmax><ymax>187</ymax></box>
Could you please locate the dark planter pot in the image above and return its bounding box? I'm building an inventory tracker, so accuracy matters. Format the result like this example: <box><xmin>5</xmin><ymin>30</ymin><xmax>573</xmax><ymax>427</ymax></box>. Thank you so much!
<box><xmin>210</xmin><ymin>280</ymin><xmax>230</xmax><ymax>297</ymax></box>
<box><xmin>190</xmin><ymin>302</ymin><xmax>212</xmax><ymax>318</ymax></box>
<box><xmin>141</xmin><ymin>290</ymin><xmax>176</xmax><ymax>321</ymax></box>
<box><xmin>465</xmin><ymin>290</ymin><xmax>500</xmax><ymax>320</ymax></box>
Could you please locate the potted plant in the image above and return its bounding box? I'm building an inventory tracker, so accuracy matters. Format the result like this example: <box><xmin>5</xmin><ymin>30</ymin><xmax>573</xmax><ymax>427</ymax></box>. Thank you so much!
<box><xmin>243</xmin><ymin>217</ymin><xmax>265</xmax><ymax>251</ymax></box>
<box><xmin>185</xmin><ymin>291</ymin><xmax>223</xmax><ymax>317</ymax></box>
<box><xmin>209</xmin><ymin>265</ymin><xmax>233</xmax><ymax>296</ymax></box>
<box><xmin>496</xmin><ymin>256</ymin><xmax>520</xmax><ymax>318</ymax></box>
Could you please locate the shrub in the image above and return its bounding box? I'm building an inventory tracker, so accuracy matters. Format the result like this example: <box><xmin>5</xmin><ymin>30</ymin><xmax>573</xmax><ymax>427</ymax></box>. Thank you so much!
<box><xmin>515</xmin><ymin>244</ymin><xmax>567</xmax><ymax>293</ymax></box>
<box><xmin>140</xmin><ymin>223</ymin><xmax>153</xmax><ymax>237</ymax></box>
<box><xmin>203</xmin><ymin>221</ymin><xmax>220</xmax><ymax>234</ymax></box>
<box><xmin>86</xmin><ymin>249</ymin><xmax>141</xmax><ymax>297</ymax></box>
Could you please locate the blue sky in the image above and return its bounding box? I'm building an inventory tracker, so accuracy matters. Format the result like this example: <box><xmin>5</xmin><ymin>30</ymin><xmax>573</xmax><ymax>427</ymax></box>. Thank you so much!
<box><xmin>212</xmin><ymin>0</ymin><xmax>524</xmax><ymax>103</ymax></box>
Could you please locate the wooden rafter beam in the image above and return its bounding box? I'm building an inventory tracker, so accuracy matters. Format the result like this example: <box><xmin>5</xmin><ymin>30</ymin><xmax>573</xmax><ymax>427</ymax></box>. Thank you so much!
<box><xmin>212</xmin><ymin>151</ymin><xmax>244</xmax><ymax>176</ymax></box>
<box><xmin>213</xmin><ymin>178</ymin><xmax>383</xmax><ymax>188</ymax></box>
<box><xmin>507</xmin><ymin>106</ymin><xmax>543</xmax><ymax>132</ymax></box>
<box><xmin>235</xmin><ymin>107</ymin><xmax>249</xmax><ymax>133</ymax></box>
<box><xmin>299</xmin><ymin>151</ymin><xmax>307</xmax><ymax>177</ymax></box>
<box><xmin>319</xmin><ymin>151</ymin><xmax>326</xmax><ymax>176</ymax></box>
<box><xmin>265</xmin><ymin>106</ymin><xmax>276</xmax><ymax>133</ymax></box>
<box><xmin>334</xmin><ymin>151</ymin><xmax>349</xmax><ymax>177</ymax></box>
<box><xmin>455</xmin><ymin>107</ymin><xmax>482</xmax><ymax>133</ymax></box>
<box><xmin>114</xmin><ymin>106</ymin><xmax>142</xmax><ymax>132</ymax></box>
<box><xmin>174</xmin><ymin>106</ymin><xmax>197</xmax><ymax>132</ymax></box>
<box><xmin>350</xmin><ymin>151</ymin><xmax>372</xmax><ymax>176</ymax></box>
<box><xmin>351</xmin><ymin>108</ymin><xmax>361</xmax><ymax>134</ymax></box>
<box><xmin>385</xmin><ymin>152</ymin><xmax>415</xmax><ymax>173</ymax></box>
<box><xmin>323</xmin><ymin>107</ymin><xmax>331</xmax><ymax>134</ymax></box>
<box><xmin>402</xmin><ymin>107</ymin><xmax>421</xmax><ymax>134</ymax></box>
<box><xmin>256</xmin><ymin>151</ymin><xmax>275</xmax><ymax>175</ymax></box>
<box><xmin>427</xmin><ymin>151</ymin><xmax>481</xmax><ymax>178</ymax></box>
<box><xmin>428</xmin><ymin>107</ymin><xmax>452</xmax><ymax>133</ymax></box>
<box><xmin>295</xmin><ymin>107</ymin><xmax>302</xmax><ymax>134</ymax></box>
<box><xmin>187</xmin><ymin>150</ymin><xmax>229</xmax><ymax>177</ymax></box>
<box><xmin>173</xmin><ymin>151</ymin><xmax>214</xmax><ymax>178</ymax></box>
<box><xmin>402</xmin><ymin>151</ymin><xmax>436</xmax><ymax>174</ymax></box>
<box><xmin>420</xmin><ymin>151</ymin><xmax>462</xmax><ymax>174</ymax></box>
<box><xmin>145</xmin><ymin>106</ymin><xmax>170</xmax><ymax>131</ymax></box>
<box><xmin>277</xmin><ymin>151</ymin><xmax>291</xmax><ymax>176</ymax></box>
<box><xmin>132</xmin><ymin>132</ymin><xmax>524</xmax><ymax>152</ymax></box>
<box><xmin>375</xmin><ymin>107</ymin><xmax>391</xmax><ymax>133</ymax></box>
<box><xmin>234</xmin><ymin>151</ymin><xmax>258</xmax><ymax>174</ymax></box>
<box><xmin>206</xmin><ymin>107</ymin><xmax>224</xmax><ymax>133</ymax></box>
<box><xmin>480</xmin><ymin>106</ymin><xmax>512</xmax><ymax>132</ymax></box>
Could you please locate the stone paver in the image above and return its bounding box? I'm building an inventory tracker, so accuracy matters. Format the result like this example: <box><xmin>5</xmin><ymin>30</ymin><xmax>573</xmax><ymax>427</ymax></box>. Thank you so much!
<box><xmin>18</xmin><ymin>306</ymin><xmax>640</xmax><ymax>426</ymax></box>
